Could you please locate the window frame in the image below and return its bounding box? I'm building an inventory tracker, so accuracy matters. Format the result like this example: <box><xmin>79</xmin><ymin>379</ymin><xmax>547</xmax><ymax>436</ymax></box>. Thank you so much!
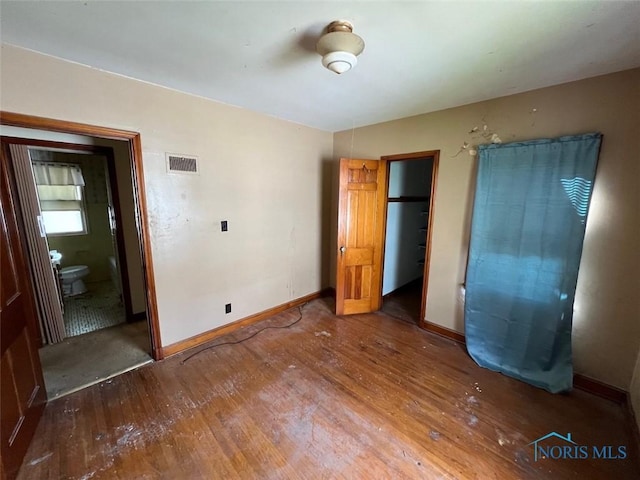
<box><xmin>35</xmin><ymin>165</ymin><xmax>90</xmax><ymax>237</ymax></box>
<box><xmin>40</xmin><ymin>203</ymin><xmax>89</xmax><ymax>237</ymax></box>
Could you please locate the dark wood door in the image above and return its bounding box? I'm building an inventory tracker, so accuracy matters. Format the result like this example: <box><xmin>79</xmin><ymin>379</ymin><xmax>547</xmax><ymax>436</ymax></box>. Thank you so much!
<box><xmin>0</xmin><ymin>148</ymin><xmax>46</xmax><ymax>479</ymax></box>
<box><xmin>335</xmin><ymin>158</ymin><xmax>388</xmax><ymax>315</ymax></box>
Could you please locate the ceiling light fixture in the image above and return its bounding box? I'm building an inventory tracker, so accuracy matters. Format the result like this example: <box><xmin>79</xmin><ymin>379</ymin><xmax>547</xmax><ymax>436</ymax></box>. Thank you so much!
<box><xmin>316</xmin><ymin>21</ymin><xmax>365</xmax><ymax>74</ymax></box>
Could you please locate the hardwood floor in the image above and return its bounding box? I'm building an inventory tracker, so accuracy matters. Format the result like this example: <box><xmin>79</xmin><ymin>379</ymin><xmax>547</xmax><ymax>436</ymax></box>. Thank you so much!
<box><xmin>382</xmin><ymin>278</ymin><xmax>424</xmax><ymax>325</ymax></box>
<box><xmin>18</xmin><ymin>298</ymin><xmax>639</xmax><ymax>479</ymax></box>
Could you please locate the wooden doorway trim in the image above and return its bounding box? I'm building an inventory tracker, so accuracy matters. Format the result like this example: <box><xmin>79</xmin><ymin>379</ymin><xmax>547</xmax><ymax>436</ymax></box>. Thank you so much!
<box><xmin>0</xmin><ymin>111</ymin><xmax>163</xmax><ymax>360</ymax></box>
<box><xmin>380</xmin><ymin>150</ymin><xmax>439</xmax><ymax>326</ymax></box>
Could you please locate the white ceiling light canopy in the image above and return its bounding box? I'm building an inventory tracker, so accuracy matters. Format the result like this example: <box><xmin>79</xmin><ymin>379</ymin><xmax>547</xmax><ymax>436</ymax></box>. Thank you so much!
<box><xmin>316</xmin><ymin>20</ymin><xmax>365</xmax><ymax>74</ymax></box>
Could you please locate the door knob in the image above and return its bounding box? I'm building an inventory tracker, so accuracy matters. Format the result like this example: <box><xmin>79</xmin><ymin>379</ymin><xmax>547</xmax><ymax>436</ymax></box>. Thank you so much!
<box><xmin>340</xmin><ymin>246</ymin><xmax>346</xmax><ymax>255</ymax></box>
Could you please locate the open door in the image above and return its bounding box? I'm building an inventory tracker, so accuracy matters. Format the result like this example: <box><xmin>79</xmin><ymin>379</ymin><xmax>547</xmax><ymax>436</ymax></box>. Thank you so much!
<box><xmin>1</xmin><ymin>148</ymin><xmax>46</xmax><ymax>479</ymax></box>
<box><xmin>336</xmin><ymin>158</ymin><xmax>388</xmax><ymax>315</ymax></box>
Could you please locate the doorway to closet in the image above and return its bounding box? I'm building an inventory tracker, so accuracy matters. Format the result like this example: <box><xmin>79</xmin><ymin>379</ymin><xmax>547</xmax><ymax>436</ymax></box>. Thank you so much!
<box><xmin>380</xmin><ymin>151</ymin><xmax>439</xmax><ymax>326</ymax></box>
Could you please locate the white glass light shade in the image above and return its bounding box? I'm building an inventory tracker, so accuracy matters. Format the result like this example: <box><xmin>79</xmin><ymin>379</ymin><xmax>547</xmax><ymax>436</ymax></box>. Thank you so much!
<box><xmin>322</xmin><ymin>51</ymin><xmax>357</xmax><ymax>74</ymax></box>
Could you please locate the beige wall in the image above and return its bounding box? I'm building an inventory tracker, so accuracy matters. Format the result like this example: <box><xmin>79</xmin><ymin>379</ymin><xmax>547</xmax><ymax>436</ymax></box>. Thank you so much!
<box><xmin>1</xmin><ymin>45</ymin><xmax>333</xmax><ymax>347</ymax></box>
<box><xmin>334</xmin><ymin>68</ymin><xmax>640</xmax><ymax>389</ymax></box>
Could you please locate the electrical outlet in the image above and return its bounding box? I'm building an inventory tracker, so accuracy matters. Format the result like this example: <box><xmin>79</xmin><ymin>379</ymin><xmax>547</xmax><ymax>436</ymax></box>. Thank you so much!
<box><xmin>221</xmin><ymin>220</ymin><xmax>228</xmax><ymax>232</ymax></box>
<box><xmin>225</xmin><ymin>303</ymin><xmax>231</xmax><ymax>314</ymax></box>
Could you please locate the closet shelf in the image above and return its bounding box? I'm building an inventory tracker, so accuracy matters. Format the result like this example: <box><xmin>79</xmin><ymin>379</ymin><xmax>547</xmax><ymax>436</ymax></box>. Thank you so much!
<box><xmin>387</xmin><ymin>195</ymin><xmax>430</xmax><ymax>202</ymax></box>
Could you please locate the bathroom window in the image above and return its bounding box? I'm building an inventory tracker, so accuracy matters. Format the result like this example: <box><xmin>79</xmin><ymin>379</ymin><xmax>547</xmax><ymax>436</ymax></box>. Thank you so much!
<box><xmin>32</xmin><ymin>162</ymin><xmax>88</xmax><ymax>236</ymax></box>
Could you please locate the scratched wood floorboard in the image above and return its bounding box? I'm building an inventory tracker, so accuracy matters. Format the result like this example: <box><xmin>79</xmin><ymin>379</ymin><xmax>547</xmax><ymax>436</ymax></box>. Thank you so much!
<box><xmin>17</xmin><ymin>295</ymin><xmax>639</xmax><ymax>479</ymax></box>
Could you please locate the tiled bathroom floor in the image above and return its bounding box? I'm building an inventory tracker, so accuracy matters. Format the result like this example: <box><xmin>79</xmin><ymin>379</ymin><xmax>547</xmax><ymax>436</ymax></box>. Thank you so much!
<box><xmin>64</xmin><ymin>280</ymin><xmax>125</xmax><ymax>337</ymax></box>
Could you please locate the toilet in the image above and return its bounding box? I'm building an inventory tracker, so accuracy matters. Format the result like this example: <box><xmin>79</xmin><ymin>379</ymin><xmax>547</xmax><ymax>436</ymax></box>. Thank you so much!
<box><xmin>60</xmin><ymin>265</ymin><xmax>90</xmax><ymax>296</ymax></box>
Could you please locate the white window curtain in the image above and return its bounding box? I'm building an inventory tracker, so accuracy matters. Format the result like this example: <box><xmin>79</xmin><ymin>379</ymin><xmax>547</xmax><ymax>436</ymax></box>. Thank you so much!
<box><xmin>32</xmin><ymin>162</ymin><xmax>85</xmax><ymax>187</ymax></box>
<box><xmin>33</xmin><ymin>162</ymin><xmax>85</xmax><ymax>209</ymax></box>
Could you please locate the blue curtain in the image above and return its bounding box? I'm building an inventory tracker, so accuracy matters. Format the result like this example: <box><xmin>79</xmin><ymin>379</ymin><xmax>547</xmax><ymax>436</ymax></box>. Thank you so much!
<box><xmin>464</xmin><ymin>133</ymin><xmax>601</xmax><ymax>393</ymax></box>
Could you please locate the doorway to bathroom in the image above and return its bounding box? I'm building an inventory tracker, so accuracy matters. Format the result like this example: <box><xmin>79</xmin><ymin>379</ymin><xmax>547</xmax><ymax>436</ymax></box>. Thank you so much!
<box><xmin>1</xmin><ymin>135</ymin><xmax>153</xmax><ymax>398</ymax></box>
<box><xmin>31</xmin><ymin>148</ymin><xmax>130</xmax><ymax>338</ymax></box>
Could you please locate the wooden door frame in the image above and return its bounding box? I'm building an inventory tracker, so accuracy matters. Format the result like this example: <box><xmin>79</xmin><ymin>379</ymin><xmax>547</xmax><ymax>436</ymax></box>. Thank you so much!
<box><xmin>0</xmin><ymin>112</ymin><xmax>163</xmax><ymax>360</ymax></box>
<box><xmin>380</xmin><ymin>150</ymin><xmax>440</xmax><ymax>327</ymax></box>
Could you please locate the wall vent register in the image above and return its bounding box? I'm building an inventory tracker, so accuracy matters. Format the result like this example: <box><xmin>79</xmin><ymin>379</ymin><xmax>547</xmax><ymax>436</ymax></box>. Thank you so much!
<box><xmin>166</xmin><ymin>153</ymin><xmax>199</xmax><ymax>174</ymax></box>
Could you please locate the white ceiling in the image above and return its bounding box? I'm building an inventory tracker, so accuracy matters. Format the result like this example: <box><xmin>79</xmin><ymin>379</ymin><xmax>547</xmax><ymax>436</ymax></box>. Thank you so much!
<box><xmin>1</xmin><ymin>1</ymin><xmax>639</xmax><ymax>132</ymax></box>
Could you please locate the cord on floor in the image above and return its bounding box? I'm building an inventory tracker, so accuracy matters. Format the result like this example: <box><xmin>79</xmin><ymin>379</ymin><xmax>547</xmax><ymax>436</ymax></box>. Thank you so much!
<box><xmin>180</xmin><ymin>303</ymin><xmax>308</xmax><ymax>364</ymax></box>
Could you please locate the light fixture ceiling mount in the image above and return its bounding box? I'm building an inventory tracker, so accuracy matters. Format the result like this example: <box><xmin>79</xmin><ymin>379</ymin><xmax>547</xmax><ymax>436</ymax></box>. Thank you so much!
<box><xmin>316</xmin><ymin>20</ymin><xmax>365</xmax><ymax>75</ymax></box>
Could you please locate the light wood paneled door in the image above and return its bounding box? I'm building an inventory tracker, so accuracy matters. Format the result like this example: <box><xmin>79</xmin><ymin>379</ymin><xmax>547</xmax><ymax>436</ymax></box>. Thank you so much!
<box><xmin>0</xmin><ymin>148</ymin><xmax>47</xmax><ymax>479</ymax></box>
<box><xmin>336</xmin><ymin>158</ymin><xmax>388</xmax><ymax>315</ymax></box>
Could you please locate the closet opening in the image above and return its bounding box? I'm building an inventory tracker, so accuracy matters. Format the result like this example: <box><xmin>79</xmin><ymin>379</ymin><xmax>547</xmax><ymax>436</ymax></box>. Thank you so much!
<box><xmin>380</xmin><ymin>150</ymin><xmax>439</xmax><ymax>326</ymax></box>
